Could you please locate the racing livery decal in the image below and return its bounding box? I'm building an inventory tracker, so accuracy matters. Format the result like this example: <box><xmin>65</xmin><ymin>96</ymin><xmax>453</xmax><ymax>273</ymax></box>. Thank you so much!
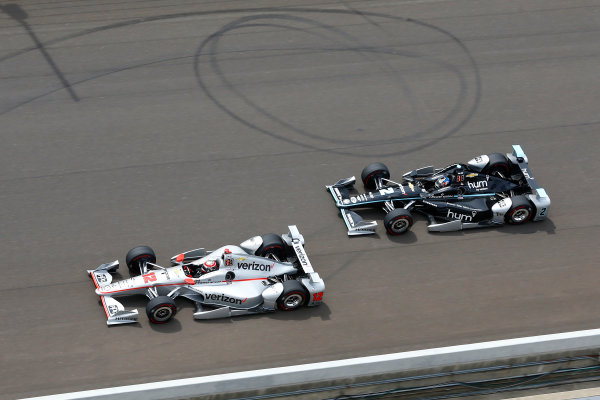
<box><xmin>326</xmin><ymin>145</ymin><xmax>550</xmax><ymax>236</ymax></box>
<box><xmin>237</xmin><ymin>261</ymin><xmax>273</xmax><ymax>271</ymax></box>
<box><xmin>87</xmin><ymin>226</ymin><xmax>325</xmax><ymax>326</ymax></box>
<box><xmin>205</xmin><ymin>293</ymin><xmax>247</xmax><ymax>305</ymax></box>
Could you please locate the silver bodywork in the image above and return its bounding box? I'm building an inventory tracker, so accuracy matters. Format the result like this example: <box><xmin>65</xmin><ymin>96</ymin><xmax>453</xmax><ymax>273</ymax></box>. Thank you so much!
<box><xmin>88</xmin><ymin>226</ymin><xmax>325</xmax><ymax>325</ymax></box>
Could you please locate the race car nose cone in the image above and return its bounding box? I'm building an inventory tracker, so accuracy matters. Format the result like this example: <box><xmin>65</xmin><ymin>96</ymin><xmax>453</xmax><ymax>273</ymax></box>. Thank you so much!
<box><xmin>175</xmin><ymin>253</ymin><xmax>185</xmax><ymax>262</ymax></box>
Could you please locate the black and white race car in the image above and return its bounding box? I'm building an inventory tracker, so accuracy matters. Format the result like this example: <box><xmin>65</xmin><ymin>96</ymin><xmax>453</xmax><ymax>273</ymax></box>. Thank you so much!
<box><xmin>88</xmin><ymin>226</ymin><xmax>325</xmax><ymax>325</ymax></box>
<box><xmin>326</xmin><ymin>145</ymin><xmax>550</xmax><ymax>235</ymax></box>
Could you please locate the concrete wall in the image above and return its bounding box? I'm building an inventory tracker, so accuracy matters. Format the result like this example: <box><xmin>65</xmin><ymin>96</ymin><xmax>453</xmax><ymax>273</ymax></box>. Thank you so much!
<box><xmin>22</xmin><ymin>329</ymin><xmax>600</xmax><ymax>400</ymax></box>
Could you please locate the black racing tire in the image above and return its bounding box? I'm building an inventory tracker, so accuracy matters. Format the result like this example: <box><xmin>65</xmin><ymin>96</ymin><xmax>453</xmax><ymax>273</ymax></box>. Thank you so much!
<box><xmin>482</xmin><ymin>153</ymin><xmax>511</xmax><ymax>177</ymax></box>
<box><xmin>125</xmin><ymin>246</ymin><xmax>156</xmax><ymax>275</ymax></box>
<box><xmin>277</xmin><ymin>280</ymin><xmax>308</xmax><ymax>311</ymax></box>
<box><xmin>505</xmin><ymin>196</ymin><xmax>533</xmax><ymax>225</ymax></box>
<box><xmin>383</xmin><ymin>208</ymin><xmax>414</xmax><ymax>235</ymax></box>
<box><xmin>361</xmin><ymin>162</ymin><xmax>390</xmax><ymax>189</ymax></box>
<box><xmin>256</xmin><ymin>233</ymin><xmax>286</xmax><ymax>260</ymax></box>
<box><xmin>146</xmin><ymin>296</ymin><xmax>177</xmax><ymax>324</ymax></box>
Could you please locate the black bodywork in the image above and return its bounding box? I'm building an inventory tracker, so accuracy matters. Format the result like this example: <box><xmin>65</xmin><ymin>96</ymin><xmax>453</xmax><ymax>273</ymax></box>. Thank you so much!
<box><xmin>326</xmin><ymin>145</ymin><xmax>550</xmax><ymax>235</ymax></box>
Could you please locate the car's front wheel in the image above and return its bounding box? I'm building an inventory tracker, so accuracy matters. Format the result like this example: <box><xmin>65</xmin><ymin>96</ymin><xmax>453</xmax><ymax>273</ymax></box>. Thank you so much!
<box><xmin>125</xmin><ymin>246</ymin><xmax>156</xmax><ymax>276</ymax></box>
<box><xmin>383</xmin><ymin>208</ymin><xmax>413</xmax><ymax>235</ymax></box>
<box><xmin>146</xmin><ymin>296</ymin><xmax>177</xmax><ymax>324</ymax></box>
<box><xmin>361</xmin><ymin>162</ymin><xmax>390</xmax><ymax>190</ymax></box>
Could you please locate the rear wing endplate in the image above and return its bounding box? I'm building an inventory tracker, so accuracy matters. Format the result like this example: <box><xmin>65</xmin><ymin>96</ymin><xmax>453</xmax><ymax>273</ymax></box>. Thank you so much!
<box><xmin>511</xmin><ymin>144</ymin><xmax>539</xmax><ymax>190</ymax></box>
<box><xmin>282</xmin><ymin>226</ymin><xmax>325</xmax><ymax>296</ymax></box>
<box><xmin>283</xmin><ymin>225</ymin><xmax>314</xmax><ymax>273</ymax></box>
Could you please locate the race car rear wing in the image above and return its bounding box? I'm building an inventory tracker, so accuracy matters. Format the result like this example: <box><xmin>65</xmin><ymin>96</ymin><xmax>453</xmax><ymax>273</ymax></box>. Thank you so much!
<box><xmin>282</xmin><ymin>225</ymin><xmax>325</xmax><ymax>306</ymax></box>
<box><xmin>508</xmin><ymin>144</ymin><xmax>538</xmax><ymax>189</ymax></box>
<box><xmin>507</xmin><ymin>145</ymin><xmax>551</xmax><ymax>220</ymax></box>
<box><xmin>282</xmin><ymin>225</ymin><xmax>313</xmax><ymax>273</ymax></box>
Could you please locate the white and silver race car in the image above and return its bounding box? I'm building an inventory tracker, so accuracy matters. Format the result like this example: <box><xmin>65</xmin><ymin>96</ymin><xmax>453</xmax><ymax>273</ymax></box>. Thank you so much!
<box><xmin>88</xmin><ymin>226</ymin><xmax>325</xmax><ymax>325</ymax></box>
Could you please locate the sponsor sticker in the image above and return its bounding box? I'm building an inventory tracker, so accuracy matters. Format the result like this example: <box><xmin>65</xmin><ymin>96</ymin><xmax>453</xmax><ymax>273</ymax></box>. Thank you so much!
<box><xmin>107</xmin><ymin>305</ymin><xmax>118</xmax><ymax>316</ymax></box>
<box><xmin>237</xmin><ymin>261</ymin><xmax>273</xmax><ymax>271</ymax></box>
<box><xmin>522</xmin><ymin>168</ymin><xmax>534</xmax><ymax>180</ymax></box>
<box><xmin>205</xmin><ymin>293</ymin><xmax>247</xmax><ymax>305</ymax></box>
<box><xmin>467</xmin><ymin>180</ymin><xmax>488</xmax><ymax>190</ymax></box>
<box><xmin>447</xmin><ymin>209</ymin><xmax>475</xmax><ymax>222</ymax></box>
<box><xmin>293</xmin><ymin>244</ymin><xmax>309</xmax><ymax>267</ymax></box>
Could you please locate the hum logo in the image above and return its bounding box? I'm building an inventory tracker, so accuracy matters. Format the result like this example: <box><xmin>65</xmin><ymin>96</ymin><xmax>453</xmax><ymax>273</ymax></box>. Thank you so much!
<box><xmin>467</xmin><ymin>180</ymin><xmax>488</xmax><ymax>190</ymax></box>
<box><xmin>447</xmin><ymin>209</ymin><xmax>473</xmax><ymax>222</ymax></box>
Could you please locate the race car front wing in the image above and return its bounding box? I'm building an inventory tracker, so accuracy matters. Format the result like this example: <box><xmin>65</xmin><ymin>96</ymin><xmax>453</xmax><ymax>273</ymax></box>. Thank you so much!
<box><xmin>326</xmin><ymin>178</ymin><xmax>378</xmax><ymax>236</ymax></box>
<box><xmin>88</xmin><ymin>261</ymin><xmax>139</xmax><ymax>325</ymax></box>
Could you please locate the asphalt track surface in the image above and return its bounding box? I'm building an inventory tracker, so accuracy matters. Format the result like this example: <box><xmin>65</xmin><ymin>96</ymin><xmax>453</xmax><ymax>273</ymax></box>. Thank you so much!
<box><xmin>1</xmin><ymin>0</ymin><xmax>599</xmax><ymax>398</ymax></box>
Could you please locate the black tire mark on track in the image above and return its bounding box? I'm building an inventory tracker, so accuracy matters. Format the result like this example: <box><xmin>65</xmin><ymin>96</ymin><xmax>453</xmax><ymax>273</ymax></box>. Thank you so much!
<box><xmin>194</xmin><ymin>12</ymin><xmax>480</xmax><ymax>156</ymax></box>
<box><xmin>196</xmin><ymin>15</ymin><xmax>429</xmax><ymax>147</ymax></box>
<box><xmin>1</xmin><ymin>6</ymin><xmax>481</xmax><ymax>157</ymax></box>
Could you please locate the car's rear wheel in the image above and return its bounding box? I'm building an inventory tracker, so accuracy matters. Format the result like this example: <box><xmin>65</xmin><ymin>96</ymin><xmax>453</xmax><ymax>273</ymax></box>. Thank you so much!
<box><xmin>146</xmin><ymin>296</ymin><xmax>177</xmax><ymax>324</ymax></box>
<box><xmin>256</xmin><ymin>234</ymin><xmax>286</xmax><ymax>260</ymax></box>
<box><xmin>505</xmin><ymin>196</ymin><xmax>533</xmax><ymax>225</ymax></box>
<box><xmin>482</xmin><ymin>153</ymin><xmax>511</xmax><ymax>178</ymax></box>
<box><xmin>383</xmin><ymin>208</ymin><xmax>413</xmax><ymax>235</ymax></box>
<box><xmin>125</xmin><ymin>246</ymin><xmax>156</xmax><ymax>276</ymax></box>
<box><xmin>361</xmin><ymin>162</ymin><xmax>390</xmax><ymax>189</ymax></box>
<box><xmin>277</xmin><ymin>280</ymin><xmax>308</xmax><ymax>311</ymax></box>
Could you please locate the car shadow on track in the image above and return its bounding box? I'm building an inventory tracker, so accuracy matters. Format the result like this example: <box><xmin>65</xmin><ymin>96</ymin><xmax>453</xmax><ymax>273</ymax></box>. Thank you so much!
<box><xmin>432</xmin><ymin>217</ymin><xmax>556</xmax><ymax>237</ymax></box>
<box><xmin>192</xmin><ymin>303</ymin><xmax>332</xmax><ymax>325</ymax></box>
<box><xmin>337</xmin><ymin>208</ymin><xmax>556</xmax><ymax>241</ymax></box>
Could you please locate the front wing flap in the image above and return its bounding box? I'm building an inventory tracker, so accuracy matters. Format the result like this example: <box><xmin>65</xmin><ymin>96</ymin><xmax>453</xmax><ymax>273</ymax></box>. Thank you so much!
<box><xmin>88</xmin><ymin>260</ymin><xmax>139</xmax><ymax>325</ymax></box>
<box><xmin>341</xmin><ymin>209</ymin><xmax>377</xmax><ymax>235</ymax></box>
<box><xmin>326</xmin><ymin>184</ymin><xmax>377</xmax><ymax>235</ymax></box>
<box><xmin>101</xmin><ymin>296</ymin><xmax>139</xmax><ymax>325</ymax></box>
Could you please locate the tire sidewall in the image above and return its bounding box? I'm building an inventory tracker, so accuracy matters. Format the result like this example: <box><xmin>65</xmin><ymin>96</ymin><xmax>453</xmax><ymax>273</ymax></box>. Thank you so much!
<box><xmin>277</xmin><ymin>280</ymin><xmax>308</xmax><ymax>311</ymax></box>
<box><xmin>361</xmin><ymin>162</ymin><xmax>390</xmax><ymax>189</ymax></box>
<box><xmin>279</xmin><ymin>291</ymin><xmax>307</xmax><ymax>311</ymax></box>
<box><xmin>505</xmin><ymin>196</ymin><xmax>533</xmax><ymax>225</ymax></box>
<box><xmin>387</xmin><ymin>216</ymin><xmax>412</xmax><ymax>235</ymax></box>
<box><xmin>150</xmin><ymin>304</ymin><xmax>176</xmax><ymax>324</ymax></box>
<box><xmin>483</xmin><ymin>153</ymin><xmax>510</xmax><ymax>177</ymax></box>
<box><xmin>126</xmin><ymin>246</ymin><xmax>156</xmax><ymax>274</ymax></box>
<box><xmin>146</xmin><ymin>296</ymin><xmax>177</xmax><ymax>324</ymax></box>
<box><xmin>383</xmin><ymin>209</ymin><xmax>413</xmax><ymax>235</ymax></box>
<box><xmin>256</xmin><ymin>234</ymin><xmax>287</xmax><ymax>259</ymax></box>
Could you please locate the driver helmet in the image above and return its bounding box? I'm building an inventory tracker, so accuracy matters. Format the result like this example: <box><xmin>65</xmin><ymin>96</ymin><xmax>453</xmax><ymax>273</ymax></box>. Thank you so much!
<box><xmin>200</xmin><ymin>259</ymin><xmax>219</xmax><ymax>275</ymax></box>
<box><xmin>434</xmin><ymin>175</ymin><xmax>451</xmax><ymax>189</ymax></box>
